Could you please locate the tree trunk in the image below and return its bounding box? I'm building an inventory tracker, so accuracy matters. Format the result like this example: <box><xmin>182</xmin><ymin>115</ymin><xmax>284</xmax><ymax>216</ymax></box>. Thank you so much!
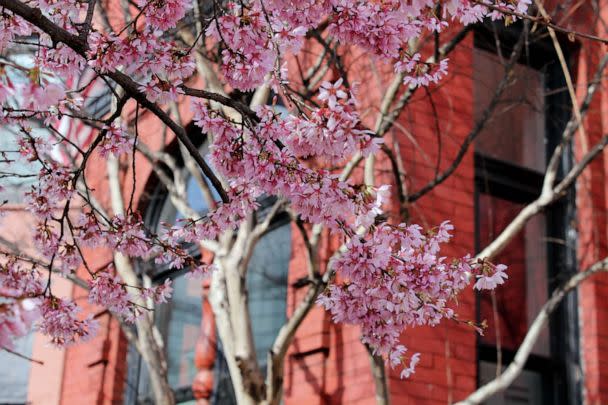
<box><xmin>114</xmin><ymin>253</ymin><xmax>176</xmax><ymax>405</ymax></box>
<box><xmin>208</xmin><ymin>253</ymin><xmax>265</xmax><ymax>405</ymax></box>
<box><xmin>366</xmin><ymin>344</ymin><xmax>391</xmax><ymax>405</ymax></box>
<box><xmin>108</xmin><ymin>156</ymin><xmax>176</xmax><ymax>405</ymax></box>
<box><xmin>135</xmin><ymin>317</ymin><xmax>176</xmax><ymax>405</ymax></box>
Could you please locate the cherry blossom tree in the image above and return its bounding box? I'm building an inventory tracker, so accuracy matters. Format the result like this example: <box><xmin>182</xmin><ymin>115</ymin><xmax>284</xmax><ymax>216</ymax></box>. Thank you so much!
<box><xmin>1</xmin><ymin>0</ymin><xmax>607</xmax><ymax>404</ymax></box>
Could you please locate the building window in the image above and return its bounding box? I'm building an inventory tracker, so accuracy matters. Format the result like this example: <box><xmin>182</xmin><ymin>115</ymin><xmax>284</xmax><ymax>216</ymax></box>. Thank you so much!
<box><xmin>473</xmin><ymin>47</ymin><xmax>546</xmax><ymax>173</ymax></box>
<box><xmin>0</xmin><ymin>333</ymin><xmax>34</xmax><ymax>405</ymax></box>
<box><xmin>125</xmin><ymin>140</ymin><xmax>291</xmax><ymax>404</ymax></box>
<box><xmin>473</xmin><ymin>26</ymin><xmax>580</xmax><ymax>405</ymax></box>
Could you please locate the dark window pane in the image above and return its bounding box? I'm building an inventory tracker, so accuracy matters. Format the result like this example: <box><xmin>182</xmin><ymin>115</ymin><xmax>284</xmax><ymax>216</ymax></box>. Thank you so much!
<box><xmin>477</xmin><ymin>193</ymin><xmax>550</xmax><ymax>357</ymax></box>
<box><xmin>211</xmin><ymin>340</ymin><xmax>237</xmax><ymax>405</ymax></box>
<box><xmin>479</xmin><ymin>361</ymin><xmax>544</xmax><ymax>404</ymax></box>
<box><xmin>474</xmin><ymin>48</ymin><xmax>546</xmax><ymax>172</ymax></box>
<box><xmin>162</xmin><ymin>276</ymin><xmax>204</xmax><ymax>388</ymax></box>
<box><xmin>247</xmin><ymin>224</ymin><xmax>291</xmax><ymax>366</ymax></box>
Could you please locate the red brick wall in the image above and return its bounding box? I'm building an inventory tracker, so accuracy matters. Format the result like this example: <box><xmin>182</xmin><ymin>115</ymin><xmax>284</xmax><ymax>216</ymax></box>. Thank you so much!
<box><xmin>577</xmin><ymin>8</ymin><xmax>608</xmax><ymax>402</ymax></box>
<box><xmin>53</xmin><ymin>6</ymin><xmax>608</xmax><ymax>405</ymax></box>
<box><xmin>386</xmin><ymin>35</ymin><xmax>478</xmax><ymax>404</ymax></box>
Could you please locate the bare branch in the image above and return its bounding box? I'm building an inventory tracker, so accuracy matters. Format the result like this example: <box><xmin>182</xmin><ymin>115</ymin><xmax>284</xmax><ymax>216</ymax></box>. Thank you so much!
<box><xmin>456</xmin><ymin>257</ymin><xmax>608</xmax><ymax>405</ymax></box>
<box><xmin>1</xmin><ymin>346</ymin><xmax>45</xmax><ymax>365</ymax></box>
<box><xmin>535</xmin><ymin>0</ymin><xmax>589</xmax><ymax>153</ymax></box>
<box><xmin>478</xmin><ymin>135</ymin><xmax>607</xmax><ymax>262</ymax></box>
<box><xmin>264</xmin><ymin>273</ymin><xmax>328</xmax><ymax>405</ymax></box>
<box><xmin>80</xmin><ymin>0</ymin><xmax>97</xmax><ymax>40</ymax></box>
<box><xmin>471</xmin><ymin>0</ymin><xmax>608</xmax><ymax>44</ymax></box>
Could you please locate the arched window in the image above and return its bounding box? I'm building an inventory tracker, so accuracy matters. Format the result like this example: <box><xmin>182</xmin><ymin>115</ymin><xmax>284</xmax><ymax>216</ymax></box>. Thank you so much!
<box><xmin>125</xmin><ymin>141</ymin><xmax>291</xmax><ymax>405</ymax></box>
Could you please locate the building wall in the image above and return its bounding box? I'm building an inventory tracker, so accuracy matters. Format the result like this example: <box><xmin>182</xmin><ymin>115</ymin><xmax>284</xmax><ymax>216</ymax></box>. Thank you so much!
<box><xmin>577</xmin><ymin>19</ymin><xmax>608</xmax><ymax>405</ymax></box>
<box><xmin>0</xmin><ymin>207</ymin><xmax>70</xmax><ymax>405</ymax></box>
<box><xmin>20</xmin><ymin>4</ymin><xmax>608</xmax><ymax>405</ymax></box>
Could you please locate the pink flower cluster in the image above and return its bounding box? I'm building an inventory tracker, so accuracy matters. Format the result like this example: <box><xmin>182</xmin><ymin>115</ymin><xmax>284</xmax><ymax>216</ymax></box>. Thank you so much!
<box><xmin>17</xmin><ymin>136</ymin><xmax>50</xmax><ymax>161</ymax></box>
<box><xmin>37</xmin><ymin>297</ymin><xmax>98</xmax><ymax>347</ymax></box>
<box><xmin>0</xmin><ymin>12</ymin><xmax>31</xmax><ymax>52</ymax></box>
<box><xmin>24</xmin><ymin>164</ymin><xmax>73</xmax><ymax>221</ymax></box>
<box><xmin>192</xmin><ymin>100</ymin><xmax>382</xmax><ymax>227</ymax></box>
<box><xmin>328</xmin><ymin>0</ymin><xmax>419</xmax><ymax>59</ymax></box>
<box><xmin>0</xmin><ymin>259</ymin><xmax>43</xmax><ymax>349</ymax></box>
<box><xmin>38</xmin><ymin>45</ymin><xmax>86</xmax><ymax>82</ymax></box>
<box><xmin>318</xmin><ymin>221</ymin><xmax>473</xmax><ymax>377</ymax></box>
<box><xmin>99</xmin><ymin>122</ymin><xmax>134</xmax><ymax>157</ymax></box>
<box><xmin>19</xmin><ymin>81</ymin><xmax>66</xmax><ymax>112</ymax></box>
<box><xmin>206</xmin><ymin>2</ymin><xmax>305</xmax><ymax>91</ymax></box>
<box><xmin>0</xmin><ymin>300</ymin><xmax>39</xmax><ymax>350</ymax></box>
<box><xmin>0</xmin><ymin>258</ymin><xmax>100</xmax><ymax>348</ymax></box>
<box><xmin>474</xmin><ymin>263</ymin><xmax>508</xmax><ymax>290</ymax></box>
<box><xmin>135</xmin><ymin>0</ymin><xmax>191</xmax><ymax>31</ymax></box>
<box><xmin>87</xmin><ymin>29</ymin><xmax>194</xmax><ymax>103</ymax></box>
<box><xmin>56</xmin><ymin>242</ymin><xmax>82</xmax><ymax>276</ymax></box>
<box><xmin>89</xmin><ymin>270</ymin><xmax>173</xmax><ymax>322</ymax></box>
<box><xmin>395</xmin><ymin>54</ymin><xmax>450</xmax><ymax>88</ymax></box>
<box><xmin>107</xmin><ymin>213</ymin><xmax>151</xmax><ymax>258</ymax></box>
<box><xmin>33</xmin><ymin>0</ymin><xmax>86</xmax><ymax>29</ymax></box>
<box><xmin>284</xmin><ymin>79</ymin><xmax>379</xmax><ymax>163</ymax></box>
<box><xmin>448</xmin><ymin>0</ymin><xmax>532</xmax><ymax>22</ymax></box>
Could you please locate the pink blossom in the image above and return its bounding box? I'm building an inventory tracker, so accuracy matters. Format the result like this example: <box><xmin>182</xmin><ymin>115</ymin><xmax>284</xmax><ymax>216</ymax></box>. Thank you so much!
<box><xmin>88</xmin><ymin>269</ymin><xmax>145</xmax><ymax>322</ymax></box>
<box><xmin>57</xmin><ymin>243</ymin><xmax>82</xmax><ymax>275</ymax></box>
<box><xmin>0</xmin><ymin>0</ymin><xmax>529</xmax><ymax>376</ymax></box>
<box><xmin>318</xmin><ymin>221</ymin><xmax>479</xmax><ymax>377</ymax></box>
<box><xmin>76</xmin><ymin>212</ymin><xmax>107</xmax><ymax>248</ymax></box>
<box><xmin>38</xmin><ymin>45</ymin><xmax>86</xmax><ymax>81</ymax></box>
<box><xmin>107</xmin><ymin>214</ymin><xmax>152</xmax><ymax>258</ymax></box>
<box><xmin>20</xmin><ymin>81</ymin><xmax>65</xmax><ymax>111</ymax></box>
<box><xmin>185</xmin><ymin>263</ymin><xmax>216</xmax><ymax>280</ymax></box>
<box><xmin>99</xmin><ymin>122</ymin><xmax>134</xmax><ymax>157</ymax></box>
<box><xmin>135</xmin><ymin>0</ymin><xmax>191</xmax><ymax>30</ymax></box>
<box><xmin>0</xmin><ymin>12</ymin><xmax>32</xmax><ymax>52</ymax></box>
<box><xmin>89</xmin><ymin>271</ymin><xmax>132</xmax><ymax>313</ymax></box>
<box><xmin>318</xmin><ymin>79</ymin><xmax>348</xmax><ymax>109</ymax></box>
<box><xmin>474</xmin><ymin>264</ymin><xmax>508</xmax><ymax>290</ymax></box>
<box><xmin>400</xmin><ymin>353</ymin><xmax>420</xmax><ymax>379</ymax></box>
<box><xmin>17</xmin><ymin>136</ymin><xmax>50</xmax><ymax>161</ymax></box>
<box><xmin>141</xmin><ymin>278</ymin><xmax>173</xmax><ymax>304</ymax></box>
<box><xmin>87</xmin><ymin>32</ymin><xmax>123</xmax><ymax>73</ymax></box>
<box><xmin>139</xmin><ymin>77</ymin><xmax>184</xmax><ymax>104</ymax></box>
<box><xmin>37</xmin><ymin>297</ymin><xmax>98</xmax><ymax>347</ymax></box>
<box><xmin>0</xmin><ymin>300</ymin><xmax>39</xmax><ymax>350</ymax></box>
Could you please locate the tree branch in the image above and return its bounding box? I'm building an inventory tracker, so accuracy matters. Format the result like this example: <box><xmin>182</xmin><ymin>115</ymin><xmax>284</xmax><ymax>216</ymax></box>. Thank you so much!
<box><xmin>0</xmin><ymin>0</ymin><xmax>229</xmax><ymax>203</ymax></box>
<box><xmin>477</xmin><ymin>135</ymin><xmax>608</xmax><ymax>261</ymax></box>
<box><xmin>456</xmin><ymin>257</ymin><xmax>608</xmax><ymax>405</ymax></box>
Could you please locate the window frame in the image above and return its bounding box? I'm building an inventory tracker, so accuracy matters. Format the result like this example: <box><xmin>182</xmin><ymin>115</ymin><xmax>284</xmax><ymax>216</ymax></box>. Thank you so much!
<box><xmin>473</xmin><ymin>22</ymin><xmax>581</xmax><ymax>405</ymax></box>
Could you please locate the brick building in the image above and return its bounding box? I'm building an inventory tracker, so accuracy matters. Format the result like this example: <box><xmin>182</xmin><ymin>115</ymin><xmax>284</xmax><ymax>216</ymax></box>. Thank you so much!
<box><xmin>3</xmin><ymin>3</ymin><xmax>608</xmax><ymax>405</ymax></box>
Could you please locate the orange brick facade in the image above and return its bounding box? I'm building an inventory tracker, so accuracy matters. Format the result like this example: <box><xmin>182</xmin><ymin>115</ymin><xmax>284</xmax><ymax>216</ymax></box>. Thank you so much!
<box><xmin>16</xmin><ymin>2</ymin><xmax>608</xmax><ymax>405</ymax></box>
